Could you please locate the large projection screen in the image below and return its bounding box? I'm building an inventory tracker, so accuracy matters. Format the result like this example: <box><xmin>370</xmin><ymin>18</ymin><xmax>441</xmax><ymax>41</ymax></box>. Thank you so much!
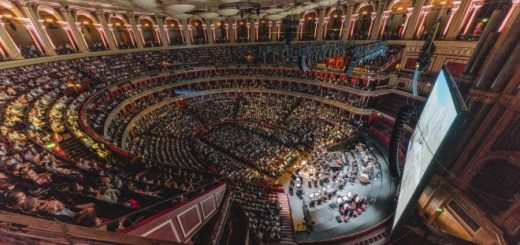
<box><xmin>393</xmin><ymin>69</ymin><xmax>459</xmax><ymax>229</ymax></box>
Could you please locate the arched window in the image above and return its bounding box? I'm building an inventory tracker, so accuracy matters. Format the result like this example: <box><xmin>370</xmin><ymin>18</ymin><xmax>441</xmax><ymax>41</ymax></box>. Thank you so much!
<box><xmin>302</xmin><ymin>12</ymin><xmax>317</xmax><ymax>41</ymax></box>
<box><xmin>38</xmin><ymin>8</ymin><xmax>76</xmax><ymax>54</ymax></box>
<box><xmin>460</xmin><ymin>0</ymin><xmax>510</xmax><ymax>40</ymax></box>
<box><xmin>165</xmin><ymin>18</ymin><xmax>183</xmax><ymax>45</ymax></box>
<box><xmin>213</xmin><ymin>20</ymin><xmax>227</xmax><ymax>43</ymax></box>
<box><xmin>353</xmin><ymin>5</ymin><xmax>374</xmax><ymax>39</ymax></box>
<box><xmin>109</xmin><ymin>16</ymin><xmax>134</xmax><ymax>48</ymax></box>
<box><xmin>139</xmin><ymin>17</ymin><xmax>159</xmax><ymax>47</ymax></box>
<box><xmin>257</xmin><ymin>19</ymin><xmax>269</xmax><ymax>42</ymax></box>
<box><xmin>385</xmin><ymin>0</ymin><xmax>411</xmax><ymax>39</ymax></box>
<box><xmin>325</xmin><ymin>9</ymin><xmax>344</xmax><ymax>40</ymax></box>
<box><xmin>0</xmin><ymin>4</ymin><xmax>42</xmax><ymax>58</ymax></box>
<box><xmin>190</xmin><ymin>19</ymin><xmax>206</xmax><ymax>44</ymax></box>
<box><xmin>236</xmin><ymin>20</ymin><xmax>249</xmax><ymax>42</ymax></box>
<box><xmin>77</xmin><ymin>14</ymin><xmax>105</xmax><ymax>51</ymax></box>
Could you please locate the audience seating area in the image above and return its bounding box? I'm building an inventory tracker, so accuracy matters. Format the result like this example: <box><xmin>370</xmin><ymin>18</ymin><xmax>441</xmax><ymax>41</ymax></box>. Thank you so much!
<box><xmin>0</xmin><ymin>42</ymin><xmax>415</xmax><ymax>242</ymax></box>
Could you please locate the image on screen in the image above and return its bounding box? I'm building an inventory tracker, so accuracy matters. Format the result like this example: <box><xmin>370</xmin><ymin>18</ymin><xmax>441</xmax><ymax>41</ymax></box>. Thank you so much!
<box><xmin>393</xmin><ymin>69</ymin><xmax>459</xmax><ymax>229</ymax></box>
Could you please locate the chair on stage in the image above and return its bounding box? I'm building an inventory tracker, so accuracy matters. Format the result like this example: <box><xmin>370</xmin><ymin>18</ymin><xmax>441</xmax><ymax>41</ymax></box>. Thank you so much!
<box><xmin>343</xmin><ymin>215</ymin><xmax>350</xmax><ymax>222</ymax></box>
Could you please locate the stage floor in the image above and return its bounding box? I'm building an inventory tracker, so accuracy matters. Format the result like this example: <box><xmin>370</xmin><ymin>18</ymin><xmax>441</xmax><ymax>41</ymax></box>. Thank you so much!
<box><xmin>277</xmin><ymin>140</ymin><xmax>397</xmax><ymax>242</ymax></box>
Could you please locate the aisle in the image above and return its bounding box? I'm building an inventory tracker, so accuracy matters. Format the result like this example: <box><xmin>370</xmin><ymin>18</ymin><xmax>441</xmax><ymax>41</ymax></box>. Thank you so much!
<box><xmin>277</xmin><ymin>193</ymin><xmax>297</xmax><ymax>245</ymax></box>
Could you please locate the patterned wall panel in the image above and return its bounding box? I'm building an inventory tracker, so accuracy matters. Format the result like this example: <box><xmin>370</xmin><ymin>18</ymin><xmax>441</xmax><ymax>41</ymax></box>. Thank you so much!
<box><xmin>125</xmin><ymin>183</ymin><xmax>227</xmax><ymax>243</ymax></box>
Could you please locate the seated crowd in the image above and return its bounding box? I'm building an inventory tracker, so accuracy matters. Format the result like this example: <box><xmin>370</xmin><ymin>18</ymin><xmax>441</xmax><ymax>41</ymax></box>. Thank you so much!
<box><xmin>0</xmin><ymin>42</ymin><xmax>399</xmax><ymax>239</ymax></box>
<box><xmin>233</xmin><ymin>184</ymin><xmax>282</xmax><ymax>242</ymax></box>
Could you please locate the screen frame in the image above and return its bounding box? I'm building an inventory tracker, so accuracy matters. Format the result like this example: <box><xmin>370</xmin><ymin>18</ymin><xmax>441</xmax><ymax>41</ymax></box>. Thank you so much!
<box><xmin>391</xmin><ymin>66</ymin><xmax>467</xmax><ymax>231</ymax></box>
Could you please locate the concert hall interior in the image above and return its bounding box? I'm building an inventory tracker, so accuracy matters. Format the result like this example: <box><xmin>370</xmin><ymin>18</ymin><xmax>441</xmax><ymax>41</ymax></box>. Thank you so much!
<box><xmin>0</xmin><ymin>0</ymin><xmax>518</xmax><ymax>244</ymax></box>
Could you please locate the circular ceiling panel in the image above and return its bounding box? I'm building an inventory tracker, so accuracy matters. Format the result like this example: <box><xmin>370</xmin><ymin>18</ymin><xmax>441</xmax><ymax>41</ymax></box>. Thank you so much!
<box><xmin>318</xmin><ymin>0</ymin><xmax>339</xmax><ymax>7</ymax></box>
<box><xmin>217</xmin><ymin>8</ymin><xmax>240</xmax><ymax>16</ymax></box>
<box><xmin>131</xmin><ymin>0</ymin><xmax>158</xmax><ymax>8</ymax></box>
<box><xmin>111</xmin><ymin>0</ymin><xmax>133</xmax><ymax>8</ymax></box>
<box><xmin>166</xmin><ymin>4</ymin><xmax>196</xmax><ymax>14</ymax></box>
<box><xmin>248</xmin><ymin>13</ymin><xmax>266</xmax><ymax>19</ymax></box>
<box><xmin>220</xmin><ymin>0</ymin><xmax>242</xmax><ymax>3</ymax></box>
<box><xmin>265</xmin><ymin>14</ymin><xmax>283</xmax><ymax>21</ymax></box>
<box><xmin>229</xmin><ymin>14</ymin><xmax>244</xmax><ymax>20</ymax></box>
<box><xmin>264</xmin><ymin>8</ymin><xmax>285</xmax><ymax>14</ymax></box>
<box><xmin>173</xmin><ymin>13</ymin><xmax>193</xmax><ymax>19</ymax></box>
<box><xmin>303</xmin><ymin>3</ymin><xmax>319</xmax><ymax>10</ymax></box>
<box><xmin>198</xmin><ymin>12</ymin><xmax>220</xmax><ymax>19</ymax></box>
<box><xmin>287</xmin><ymin>6</ymin><xmax>305</xmax><ymax>15</ymax></box>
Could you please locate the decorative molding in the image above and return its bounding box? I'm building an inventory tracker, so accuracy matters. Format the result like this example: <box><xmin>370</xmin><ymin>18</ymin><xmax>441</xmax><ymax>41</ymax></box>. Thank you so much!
<box><xmin>200</xmin><ymin>195</ymin><xmax>217</xmax><ymax>219</ymax></box>
<box><xmin>142</xmin><ymin>219</ymin><xmax>181</xmax><ymax>242</ymax></box>
<box><xmin>176</xmin><ymin>203</ymin><xmax>202</xmax><ymax>238</ymax></box>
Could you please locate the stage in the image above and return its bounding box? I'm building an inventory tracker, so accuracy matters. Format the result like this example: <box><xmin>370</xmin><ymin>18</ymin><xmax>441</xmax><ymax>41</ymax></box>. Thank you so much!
<box><xmin>277</xmin><ymin>140</ymin><xmax>397</xmax><ymax>242</ymax></box>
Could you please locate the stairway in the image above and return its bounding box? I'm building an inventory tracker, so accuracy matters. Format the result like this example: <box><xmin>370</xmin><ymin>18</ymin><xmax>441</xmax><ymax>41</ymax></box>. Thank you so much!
<box><xmin>277</xmin><ymin>193</ymin><xmax>296</xmax><ymax>245</ymax></box>
<box><xmin>59</xmin><ymin>134</ymin><xmax>97</xmax><ymax>161</ymax></box>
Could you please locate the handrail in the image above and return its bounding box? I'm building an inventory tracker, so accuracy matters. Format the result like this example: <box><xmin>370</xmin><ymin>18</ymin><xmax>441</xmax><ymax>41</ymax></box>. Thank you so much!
<box><xmin>0</xmin><ymin>212</ymin><xmax>174</xmax><ymax>245</ymax></box>
<box><xmin>95</xmin><ymin>178</ymin><xmax>224</xmax><ymax>229</ymax></box>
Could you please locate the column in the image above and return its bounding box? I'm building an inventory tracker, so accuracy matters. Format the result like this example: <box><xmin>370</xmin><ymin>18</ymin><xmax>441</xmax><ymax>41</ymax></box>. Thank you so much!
<box><xmin>95</xmin><ymin>8</ymin><xmax>117</xmax><ymax>50</ymax></box>
<box><xmin>474</xmin><ymin>10</ymin><xmax>520</xmax><ymax>90</ymax></box>
<box><xmin>276</xmin><ymin>20</ymin><xmax>281</xmax><ymax>41</ymax></box>
<box><xmin>370</xmin><ymin>1</ymin><xmax>385</xmax><ymax>40</ymax></box>
<box><xmin>349</xmin><ymin>14</ymin><xmax>359</xmax><ymax>38</ymax></box>
<box><xmin>202</xmin><ymin>23</ymin><xmax>209</xmax><ymax>44</ymax></box>
<box><xmin>128</xmin><ymin>13</ymin><xmax>143</xmax><ymax>48</ymax></box>
<box><xmin>322</xmin><ymin>16</ymin><xmax>329</xmax><ymax>39</ymax></box>
<box><xmin>0</xmin><ymin>22</ymin><xmax>23</xmax><ymax>59</ymax></box>
<box><xmin>499</xmin><ymin>0</ymin><xmax>520</xmax><ymax>32</ymax></box>
<box><xmin>367</xmin><ymin>12</ymin><xmax>377</xmax><ymax>38</ymax></box>
<box><xmin>205</xmin><ymin>20</ymin><xmax>214</xmax><ymax>44</ymax></box>
<box><xmin>59</xmin><ymin>21</ymin><xmax>81</xmax><ymax>51</ymax></box>
<box><xmin>464</xmin><ymin>7</ymin><xmax>505</xmax><ymax>75</ymax></box>
<box><xmin>462</xmin><ymin>3</ymin><xmax>482</xmax><ymax>36</ymax></box>
<box><xmin>445</xmin><ymin>0</ymin><xmax>473</xmax><ymax>39</ymax></box>
<box><xmin>401</xmin><ymin>8</ymin><xmax>414</xmax><ymax>38</ymax></box>
<box><xmin>157</xmin><ymin>18</ymin><xmax>169</xmax><ymax>47</ymax></box>
<box><xmin>269</xmin><ymin>21</ymin><xmax>275</xmax><ymax>42</ymax></box>
<box><xmin>246</xmin><ymin>21</ymin><xmax>252</xmax><ymax>42</ymax></box>
<box><xmin>181</xmin><ymin>19</ymin><xmax>191</xmax><ymax>44</ymax></box>
<box><xmin>21</xmin><ymin>2</ymin><xmax>57</xmax><ymax>55</ymax></box>
<box><xmin>23</xmin><ymin>19</ymin><xmax>45</xmax><ymax>55</ymax></box>
<box><xmin>233</xmin><ymin>22</ymin><xmax>238</xmax><ymax>42</ymax></box>
<box><xmin>339</xmin><ymin>15</ymin><xmax>346</xmax><ymax>39</ymax></box>
<box><xmin>379</xmin><ymin>10</ymin><xmax>392</xmax><ymax>39</ymax></box>
<box><xmin>414</xmin><ymin>5</ymin><xmax>432</xmax><ymax>38</ymax></box>
<box><xmin>225</xmin><ymin>23</ymin><xmax>232</xmax><ymax>43</ymax></box>
<box><xmin>298</xmin><ymin>18</ymin><xmax>304</xmax><ymax>40</ymax></box>
<box><xmin>403</xmin><ymin>0</ymin><xmax>427</xmax><ymax>39</ymax></box>
<box><xmin>342</xmin><ymin>4</ymin><xmax>354</xmax><ymax>40</ymax></box>
<box><xmin>254</xmin><ymin>20</ymin><xmax>260</xmax><ymax>41</ymax></box>
<box><xmin>61</xmin><ymin>7</ymin><xmax>88</xmax><ymax>52</ymax></box>
<box><xmin>316</xmin><ymin>9</ymin><xmax>325</xmax><ymax>41</ymax></box>
<box><xmin>442</xmin><ymin>1</ymin><xmax>462</xmax><ymax>36</ymax></box>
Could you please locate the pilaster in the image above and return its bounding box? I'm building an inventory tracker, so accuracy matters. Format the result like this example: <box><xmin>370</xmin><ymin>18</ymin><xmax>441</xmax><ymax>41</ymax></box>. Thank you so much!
<box><xmin>128</xmin><ymin>13</ymin><xmax>143</xmax><ymax>48</ymax></box>
<box><xmin>21</xmin><ymin>2</ymin><xmax>57</xmax><ymax>55</ymax></box>
<box><xmin>95</xmin><ymin>8</ymin><xmax>117</xmax><ymax>50</ymax></box>
<box><xmin>370</xmin><ymin>1</ymin><xmax>385</xmax><ymax>40</ymax></box>
<box><xmin>403</xmin><ymin>0</ymin><xmax>427</xmax><ymax>39</ymax></box>
<box><xmin>0</xmin><ymin>21</ymin><xmax>24</xmax><ymax>59</ymax></box>
<box><xmin>156</xmin><ymin>17</ymin><xmax>169</xmax><ymax>46</ymax></box>
<box><xmin>61</xmin><ymin>6</ymin><xmax>88</xmax><ymax>52</ymax></box>
<box><xmin>316</xmin><ymin>9</ymin><xmax>325</xmax><ymax>41</ymax></box>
